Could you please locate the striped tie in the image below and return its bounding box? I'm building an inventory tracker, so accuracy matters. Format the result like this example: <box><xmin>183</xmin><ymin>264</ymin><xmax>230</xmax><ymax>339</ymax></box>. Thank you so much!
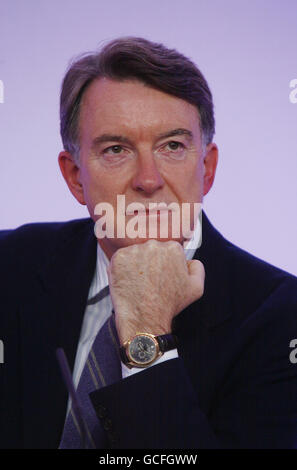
<box><xmin>59</xmin><ymin>289</ymin><xmax>121</xmax><ymax>449</ymax></box>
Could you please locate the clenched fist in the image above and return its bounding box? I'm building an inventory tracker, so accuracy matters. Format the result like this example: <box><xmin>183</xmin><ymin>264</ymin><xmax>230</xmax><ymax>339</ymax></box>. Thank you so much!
<box><xmin>107</xmin><ymin>240</ymin><xmax>205</xmax><ymax>344</ymax></box>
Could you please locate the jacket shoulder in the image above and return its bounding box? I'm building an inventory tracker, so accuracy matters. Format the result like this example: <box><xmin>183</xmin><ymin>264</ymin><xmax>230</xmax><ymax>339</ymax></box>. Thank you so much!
<box><xmin>0</xmin><ymin>218</ymin><xmax>94</xmax><ymax>272</ymax></box>
<box><xmin>222</xmin><ymin>238</ymin><xmax>297</xmax><ymax>325</ymax></box>
<box><xmin>224</xmin><ymin>237</ymin><xmax>297</xmax><ymax>287</ymax></box>
<box><xmin>0</xmin><ymin>217</ymin><xmax>93</xmax><ymax>246</ymax></box>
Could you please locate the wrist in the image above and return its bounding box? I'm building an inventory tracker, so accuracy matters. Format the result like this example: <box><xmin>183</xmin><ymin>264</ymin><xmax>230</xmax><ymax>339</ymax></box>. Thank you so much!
<box><xmin>113</xmin><ymin>310</ymin><xmax>172</xmax><ymax>344</ymax></box>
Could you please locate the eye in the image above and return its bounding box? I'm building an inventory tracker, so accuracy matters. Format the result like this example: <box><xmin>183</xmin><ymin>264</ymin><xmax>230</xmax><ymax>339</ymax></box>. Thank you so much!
<box><xmin>165</xmin><ymin>141</ymin><xmax>184</xmax><ymax>151</ymax></box>
<box><xmin>104</xmin><ymin>145</ymin><xmax>123</xmax><ymax>154</ymax></box>
<box><xmin>100</xmin><ymin>144</ymin><xmax>134</xmax><ymax>166</ymax></box>
<box><xmin>156</xmin><ymin>140</ymin><xmax>186</xmax><ymax>162</ymax></box>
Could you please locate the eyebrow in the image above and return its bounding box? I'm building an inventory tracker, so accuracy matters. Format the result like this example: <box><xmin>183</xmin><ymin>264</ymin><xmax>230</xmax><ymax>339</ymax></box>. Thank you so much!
<box><xmin>91</xmin><ymin>128</ymin><xmax>194</xmax><ymax>148</ymax></box>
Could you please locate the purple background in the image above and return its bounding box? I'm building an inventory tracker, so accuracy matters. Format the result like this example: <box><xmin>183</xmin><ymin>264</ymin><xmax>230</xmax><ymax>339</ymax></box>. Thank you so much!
<box><xmin>0</xmin><ymin>0</ymin><xmax>296</xmax><ymax>274</ymax></box>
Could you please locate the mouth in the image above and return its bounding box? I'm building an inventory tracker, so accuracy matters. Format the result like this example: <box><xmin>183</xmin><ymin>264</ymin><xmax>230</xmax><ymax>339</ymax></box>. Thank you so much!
<box><xmin>125</xmin><ymin>209</ymin><xmax>171</xmax><ymax>218</ymax></box>
<box><xmin>125</xmin><ymin>205</ymin><xmax>177</xmax><ymax>216</ymax></box>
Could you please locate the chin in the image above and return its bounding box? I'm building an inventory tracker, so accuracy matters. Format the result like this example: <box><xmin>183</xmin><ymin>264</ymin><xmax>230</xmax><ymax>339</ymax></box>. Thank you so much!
<box><xmin>127</xmin><ymin>236</ymin><xmax>184</xmax><ymax>245</ymax></box>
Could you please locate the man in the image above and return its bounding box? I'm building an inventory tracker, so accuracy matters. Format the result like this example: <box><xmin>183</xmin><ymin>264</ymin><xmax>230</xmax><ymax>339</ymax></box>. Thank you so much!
<box><xmin>0</xmin><ymin>37</ymin><xmax>296</xmax><ymax>449</ymax></box>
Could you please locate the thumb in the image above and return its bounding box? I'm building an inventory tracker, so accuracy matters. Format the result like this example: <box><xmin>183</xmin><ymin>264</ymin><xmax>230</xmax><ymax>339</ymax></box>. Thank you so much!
<box><xmin>187</xmin><ymin>259</ymin><xmax>205</xmax><ymax>301</ymax></box>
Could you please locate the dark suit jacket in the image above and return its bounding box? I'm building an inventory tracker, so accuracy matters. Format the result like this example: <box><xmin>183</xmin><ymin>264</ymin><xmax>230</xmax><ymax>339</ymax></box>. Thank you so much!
<box><xmin>0</xmin><ymin>211</ymin><xmax>296</xmax><ymax>449</ymax></box>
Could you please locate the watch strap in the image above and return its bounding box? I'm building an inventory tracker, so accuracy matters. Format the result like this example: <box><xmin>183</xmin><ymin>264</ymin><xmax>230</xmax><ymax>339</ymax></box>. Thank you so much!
<box><xmin>156</xmin><ymin>334</ymin><xmax>178</xmax><ymax>352</ymax></box>
<box><xmin>119</xmin><ymin>345</ymin><xmax>130</xmax><ymax>365</ymax></box>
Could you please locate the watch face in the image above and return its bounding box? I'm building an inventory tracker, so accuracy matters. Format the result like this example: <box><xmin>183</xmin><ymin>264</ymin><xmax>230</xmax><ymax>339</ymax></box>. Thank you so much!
<box><xmin>128</xmin><ymin>335</ymin><xmax>157</xmax><ymax>365</ymax></box>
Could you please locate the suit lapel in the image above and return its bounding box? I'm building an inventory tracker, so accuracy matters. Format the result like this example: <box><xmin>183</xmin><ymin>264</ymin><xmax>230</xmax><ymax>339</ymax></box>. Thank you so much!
<box><xmin>39</xmin><ymin>218</ymin><xmax>98</xmax><ymax>368</ymax></box>
<box><xmin>173</xmin><ymin>210</ymin><xmax>233</xmax><ymax>334</ymax></box>
<box><xmin>172</xmin><ymin>211</ymin><xmax>234</xmax><ymax>413</ymax></box>
<box><xmin>20</xmin><ymin>218</ymin><xmax>97</xmax><ymax>448</ymax></box>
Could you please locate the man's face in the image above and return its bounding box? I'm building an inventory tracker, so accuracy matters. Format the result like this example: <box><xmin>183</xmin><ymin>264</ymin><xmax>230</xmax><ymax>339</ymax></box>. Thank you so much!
<box><xmin>61</xmin><ymin>77</ymin><xmax>218</xmax><ymax>259</ymax></box>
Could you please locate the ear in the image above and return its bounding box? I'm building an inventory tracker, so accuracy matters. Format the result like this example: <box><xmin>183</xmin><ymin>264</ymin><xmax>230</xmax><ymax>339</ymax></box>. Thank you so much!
<box><xmin>203</xmin><ymin>143</ymin><xmax>218</xmax><ymax>196</ymax></box>
<box><xmin>58</xmin><ymin>151</ymin><xmax>86</xmax><ymax>205</ymax></box>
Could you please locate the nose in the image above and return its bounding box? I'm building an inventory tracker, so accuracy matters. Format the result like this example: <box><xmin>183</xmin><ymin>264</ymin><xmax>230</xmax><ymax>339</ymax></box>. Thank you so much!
<box><xmin>131</xmin><ymin>153</ymin><xmax>165</xmax><ymax>195</ymax></box>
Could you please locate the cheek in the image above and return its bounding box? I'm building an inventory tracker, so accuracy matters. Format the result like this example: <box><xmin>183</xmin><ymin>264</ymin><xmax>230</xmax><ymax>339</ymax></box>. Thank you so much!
<box><xmin>166</xmin><ymin>164</ymin><xmax>203</xmax><ymax>201</ymax></box>
<box><xmin>188</xmin><ymin>159</ymin><xmax>204</xmax><ymax>190</ymax></box>
<box><xmin>85</xmin><ymin>170</ymin><xmax>126</xmax><ymax>211</ymax></box>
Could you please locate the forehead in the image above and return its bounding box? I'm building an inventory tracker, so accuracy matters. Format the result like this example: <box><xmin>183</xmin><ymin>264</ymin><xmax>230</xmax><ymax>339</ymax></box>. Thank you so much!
<box><xmin>79</xmin><ymin>77</ymin><xmax>201</xmax><ymax>141</ymax></box>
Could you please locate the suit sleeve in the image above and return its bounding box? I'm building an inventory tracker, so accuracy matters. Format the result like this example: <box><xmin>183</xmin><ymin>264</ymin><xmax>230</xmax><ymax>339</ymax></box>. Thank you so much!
<box><xmin>90</xmin><ymin>357</ymin><xmax>220</xmax><ymax>449</ymax></box>
<box><xmin>89</xmin><ymin>277</ymin><xmax>297</xmax><ymax>449</ymax></box>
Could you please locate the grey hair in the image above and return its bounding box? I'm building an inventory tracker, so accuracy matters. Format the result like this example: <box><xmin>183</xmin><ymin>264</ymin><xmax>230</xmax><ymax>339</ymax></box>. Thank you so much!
<box><xmin>60</xmin><ymin>36</ymin><xmax>215</xmax><ymax>164</ymax></box>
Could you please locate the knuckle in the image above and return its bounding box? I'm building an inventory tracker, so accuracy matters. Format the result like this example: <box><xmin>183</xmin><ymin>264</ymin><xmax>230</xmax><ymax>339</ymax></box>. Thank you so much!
<box><xmin>129</xmin><ymin>244</ymin><xmax>138</xmax><ymax>253</ymax></box>
<box><xmin>112</xmin><ymin>247</ymin><xmax>126</xmax><ymax>263</ymax></box>
<box><xmin>145</xmin><ymin>239</ymin><xmax>159</xmax><ymax>250</ymax></box>
<box><xmin>146</xmin><ymin>239</ymin><xmax>158</xmax><ymax>245</ymax></box>
<box><xmin>166</xmin><ymin>240</ymin><xmax>181</xmax><ymax>251</ymax></box>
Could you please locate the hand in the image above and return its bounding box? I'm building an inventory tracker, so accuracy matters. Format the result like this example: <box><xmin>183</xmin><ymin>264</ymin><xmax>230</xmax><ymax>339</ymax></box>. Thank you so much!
<box><xmin>107</xmin><ymin>239</ymin><xmax>205</xmax><ymax>344</ymax></box>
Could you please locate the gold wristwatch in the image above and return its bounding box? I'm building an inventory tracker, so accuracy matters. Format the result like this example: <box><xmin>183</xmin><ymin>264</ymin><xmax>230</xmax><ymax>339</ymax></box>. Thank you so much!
<box><xmin>119</xmin><ymin>333</ymin><xmax>178</xmax><ymax>368</ymax></box>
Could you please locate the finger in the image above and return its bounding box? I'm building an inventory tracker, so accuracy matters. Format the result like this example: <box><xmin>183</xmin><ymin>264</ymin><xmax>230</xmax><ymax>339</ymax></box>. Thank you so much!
<box><xmin>187</xmin><ymin>259</ymin><xmax>205</xmax><ymax>300</ymax></box>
